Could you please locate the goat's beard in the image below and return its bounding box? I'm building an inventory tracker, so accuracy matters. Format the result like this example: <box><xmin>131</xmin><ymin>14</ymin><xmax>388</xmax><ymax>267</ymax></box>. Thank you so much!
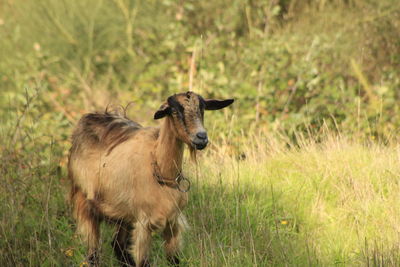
<box><xmin>189</xmin><ymin>145</ymin><xmax>197</xmax><ymax>163</ymax></box>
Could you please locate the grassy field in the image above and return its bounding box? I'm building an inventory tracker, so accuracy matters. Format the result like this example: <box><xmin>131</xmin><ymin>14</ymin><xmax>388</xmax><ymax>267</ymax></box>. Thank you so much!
<box><xmin>1</xmin><ymin>0</ymin><xmax>400</xmax><ymax>266</ymax></box>
<box><xmin>2</xmin><ymin>127</ymin><xmax>400</xmax><ymax>266</ymax></box>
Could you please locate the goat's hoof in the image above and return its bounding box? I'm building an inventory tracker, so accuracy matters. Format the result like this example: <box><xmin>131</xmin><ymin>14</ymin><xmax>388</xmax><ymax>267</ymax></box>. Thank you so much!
<box><xmin>118</xmin><ymin>257</ymin><xmax>136</xmax><ymax>267</ymax></box>
<box><xmin>167</xmin><ymin>256</ymin><xmax>180</xmax><ymax>266</ymax></box>
<box><xmin>139</xmin><ymin>259</ymin><xmax>150</xmax><ymax>267</ymax></box>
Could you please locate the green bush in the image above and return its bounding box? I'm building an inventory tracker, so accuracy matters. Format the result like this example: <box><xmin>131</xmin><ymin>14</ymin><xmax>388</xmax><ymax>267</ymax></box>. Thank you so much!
<box><xmin>1</xmin><ymin>0</ymin><xmax>399</xmax><ymax>142</ymax></box>
<box><xmin>1</xmin><ymin>1</ymin><xmax>400</xmax><ymax>265</ymax></box>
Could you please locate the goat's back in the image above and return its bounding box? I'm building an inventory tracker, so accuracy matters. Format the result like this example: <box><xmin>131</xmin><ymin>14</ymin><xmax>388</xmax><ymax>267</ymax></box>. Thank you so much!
<box><xmin>70</xmin><ymin>111</ymin><xmax>142</xmax><ymax>155</ymax></box>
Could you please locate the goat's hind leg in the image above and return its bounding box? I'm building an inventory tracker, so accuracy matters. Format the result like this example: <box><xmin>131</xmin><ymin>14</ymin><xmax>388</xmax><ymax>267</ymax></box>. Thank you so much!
<box><xmin>71</xmin><ymin>188</ymin><xmax>101</xmax><ymax>266</ymax></box>
<box><xmin>112</xmin><ymin>221</ymin><xmax>136</xmax><ymax>266</ymax></box>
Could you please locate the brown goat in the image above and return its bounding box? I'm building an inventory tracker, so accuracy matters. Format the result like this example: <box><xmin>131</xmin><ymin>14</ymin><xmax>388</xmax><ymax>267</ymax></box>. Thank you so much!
<box><xmin>68</xmin><ymin>91</ymin><xmax>234</xmax><ymax>266</ymax></box>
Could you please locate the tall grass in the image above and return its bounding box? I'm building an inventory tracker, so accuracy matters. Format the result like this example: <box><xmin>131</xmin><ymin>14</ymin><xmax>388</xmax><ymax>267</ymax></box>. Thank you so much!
<box><xmin>1</xmin><ymin>113</ymin><xmax>400</xmax><ymax>266</ymax></box>
<box><xmin>190</xmin><ymin>135</ymin><xmax>400</xmax><ymax>266</ymax></box>
<box><xmin>1</xmin><ymin>0</ymin><xmax>399</xmax><ymax>137</ymax></box>
<box><xmin>1</xmin><ymin>0</ymin><xmax>400</xmax><ymax>266</ymax></box>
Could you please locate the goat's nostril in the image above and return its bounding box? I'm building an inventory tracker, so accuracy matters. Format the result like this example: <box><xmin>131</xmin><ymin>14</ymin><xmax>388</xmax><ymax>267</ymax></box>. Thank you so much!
<box><xmin>196</xmin><ymin>132</ymin><xmax>207</xmax><ymax>140</ymax></box>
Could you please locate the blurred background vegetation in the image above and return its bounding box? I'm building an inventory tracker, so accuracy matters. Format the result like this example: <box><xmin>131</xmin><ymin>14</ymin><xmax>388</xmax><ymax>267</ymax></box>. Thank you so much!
<box><xmin>1</xmin><ymin>0</ymin><xmax>400</xmax><ymax>144</ymax></box>
<box><xmin>1</xmin><ymin>0</ymin><xmax>400</xmax><ymax>266</ymax></box>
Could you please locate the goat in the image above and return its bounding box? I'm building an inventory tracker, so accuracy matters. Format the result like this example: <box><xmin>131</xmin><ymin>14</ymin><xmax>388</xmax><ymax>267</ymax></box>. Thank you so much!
<box><xmin>68</xmin><ymin>91</ymin><xmax>234</xmax><ymax>266</ymax></box>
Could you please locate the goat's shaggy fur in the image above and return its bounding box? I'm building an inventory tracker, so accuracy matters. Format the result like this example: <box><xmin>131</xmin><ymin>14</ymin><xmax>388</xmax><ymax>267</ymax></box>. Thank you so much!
<box><xmin>68</xmin><ymin>91</ymin><xmax>233</xmax><ymax>266</ymax></box>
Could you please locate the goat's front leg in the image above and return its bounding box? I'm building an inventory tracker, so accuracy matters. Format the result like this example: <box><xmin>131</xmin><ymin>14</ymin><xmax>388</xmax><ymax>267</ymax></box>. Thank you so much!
<box><xmin>162</xmin><ymin>216</ymin><xmax>186</xmax><ymax>266</ymax></box>
<box><xmin>112</xmin><ymin>221</ymin><xmax>135</xmax><ymax>266</ymax></box>
<box><xmin>128</xmin><ymin>220</ymin><xmax>152</xmax><ymax>267</ymax></box>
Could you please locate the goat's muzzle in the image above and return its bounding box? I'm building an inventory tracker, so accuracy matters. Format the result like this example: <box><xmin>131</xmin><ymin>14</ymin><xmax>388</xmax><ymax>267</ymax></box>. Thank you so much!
<box><xmin>192</xmin><ymin>131</ymin><xmax>208</xmax><ymax>150</ymax></box>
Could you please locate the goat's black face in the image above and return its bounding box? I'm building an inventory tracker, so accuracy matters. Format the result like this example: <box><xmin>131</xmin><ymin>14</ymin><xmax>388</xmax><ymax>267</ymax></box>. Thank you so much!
<box><xmin>154</xmin><ymin>91</ymin><xmax>234</xmax><ymax>150</ymax></box>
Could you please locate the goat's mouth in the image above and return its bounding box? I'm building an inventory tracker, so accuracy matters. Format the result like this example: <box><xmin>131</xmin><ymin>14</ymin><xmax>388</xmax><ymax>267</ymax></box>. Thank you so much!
<box><xmin>192</xmin><ymin>140</ymin><xmax>208</xmax><ymax>150</ymax></box>
<box><xmin>194</xmin><ymin>143</ymin><xmax>207</xmax><ymax>150</ymax></box>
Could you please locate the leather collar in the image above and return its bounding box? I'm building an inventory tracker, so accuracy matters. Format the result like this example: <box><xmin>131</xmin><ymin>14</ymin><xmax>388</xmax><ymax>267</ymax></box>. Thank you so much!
<box><xmin>151</xmin><ymin>156</ymin><xmax>191</xmax><ymax>192</ymax></box>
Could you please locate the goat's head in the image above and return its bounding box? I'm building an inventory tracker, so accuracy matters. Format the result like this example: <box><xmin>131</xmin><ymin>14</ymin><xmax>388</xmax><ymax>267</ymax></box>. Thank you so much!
<box><xmin>154</xmin><ymin>91</ymin><xmax>234</xmax><ymax>150</ymax></box>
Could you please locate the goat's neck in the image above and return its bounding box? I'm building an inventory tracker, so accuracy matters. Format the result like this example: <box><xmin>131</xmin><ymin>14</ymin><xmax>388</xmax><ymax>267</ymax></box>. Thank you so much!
<box><xmin>155</xmin><ymin>118</ymin><xmax>184</xmax><ymax>179</ymax></box>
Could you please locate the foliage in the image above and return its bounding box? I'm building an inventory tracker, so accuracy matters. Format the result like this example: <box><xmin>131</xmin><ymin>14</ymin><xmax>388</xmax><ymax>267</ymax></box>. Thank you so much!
<box><xmin>1</xmin><ymin>0</ymin><xmax>399</xmax><ymax>140</ymax></box>
<box><xmin>1</xmin><ymin>0</ymin><xmax>400</xmax><ymax>266</ymax></box>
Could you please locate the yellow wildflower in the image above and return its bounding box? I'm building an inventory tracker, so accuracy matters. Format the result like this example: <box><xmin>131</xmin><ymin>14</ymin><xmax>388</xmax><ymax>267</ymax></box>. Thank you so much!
<box><xmin>33</xmin><ymin>42</ymin><xmax>41</xmax><ymax>52</ymax></box>
<box><xmin>64</xmin><ymin>248</ymin><xmax>74</xmax><ymax>257</ymax></box>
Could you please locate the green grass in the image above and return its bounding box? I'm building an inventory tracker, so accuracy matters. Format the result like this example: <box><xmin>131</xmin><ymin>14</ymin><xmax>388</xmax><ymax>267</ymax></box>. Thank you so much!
<box><xmin>1</xmin><ymin>0</ymin><xmax>400</xmax><ymax>266</ymax></box>
<box><xmin>2</xmin><ymin>131</ymin><xmax>400</xmax><ymax>266</ymax></box>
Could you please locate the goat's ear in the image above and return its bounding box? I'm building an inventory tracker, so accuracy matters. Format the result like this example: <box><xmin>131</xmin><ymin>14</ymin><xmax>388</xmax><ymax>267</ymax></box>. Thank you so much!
<box><xmin>154</xmin><ymin>103</ymin><xmax>171</xmax><ymax>120</ymax></box>
<box><xmin>204</xmin><ymin>98</ymin><xmax>234</xmax><ymax>110</ymax></box>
